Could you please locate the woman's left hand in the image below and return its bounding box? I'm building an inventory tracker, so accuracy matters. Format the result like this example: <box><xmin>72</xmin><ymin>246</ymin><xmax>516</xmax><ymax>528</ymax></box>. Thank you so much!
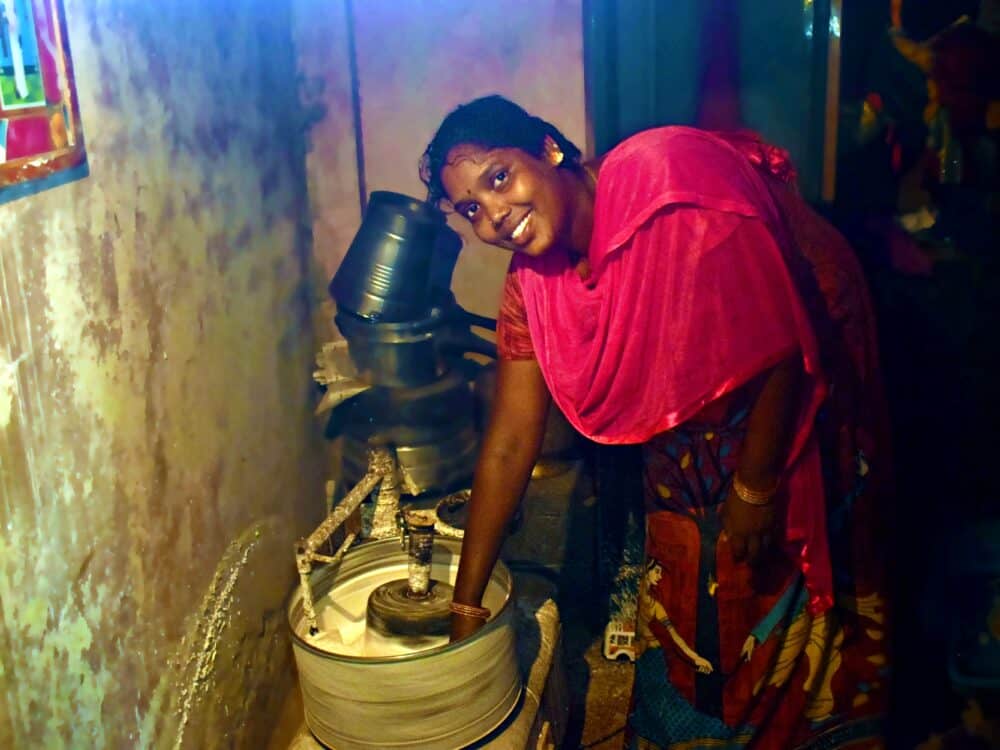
<box><xmin>721</xmin><ymin>488</ymin><xmax>776</xmax><ymax>565</ymax></box>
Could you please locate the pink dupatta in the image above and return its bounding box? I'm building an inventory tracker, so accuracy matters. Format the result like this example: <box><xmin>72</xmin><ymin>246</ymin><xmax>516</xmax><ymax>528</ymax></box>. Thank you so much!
<box><xmin>512</xmin><ymin>127</ymin><xmax>834</xmax><ymax>613</ymax></box>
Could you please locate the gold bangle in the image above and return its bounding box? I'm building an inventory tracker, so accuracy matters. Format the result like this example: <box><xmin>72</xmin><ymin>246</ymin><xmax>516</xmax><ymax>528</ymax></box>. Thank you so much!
<box><xmin>732</xmin><ymin>474</ymin><xmax>778</xmax><ymax>506</ymax></box>
<box><xmin>449</xmin><ymin>601</ymin><xmax>491</xmax><ymax>620</ymax></box>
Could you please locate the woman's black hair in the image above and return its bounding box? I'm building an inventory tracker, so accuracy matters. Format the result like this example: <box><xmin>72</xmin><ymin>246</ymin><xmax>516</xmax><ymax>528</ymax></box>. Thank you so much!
<box><xmin>419</xmin><ymin>95</ymin><xmax>582</xmax><ymax>206</ymax></box>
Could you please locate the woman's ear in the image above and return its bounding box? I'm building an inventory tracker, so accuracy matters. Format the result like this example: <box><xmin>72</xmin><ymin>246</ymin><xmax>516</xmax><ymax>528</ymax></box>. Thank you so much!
<box><xmin>543</xmin><ymin>135</ymin><xmax>564</xmax><ymax>166</ymax></box>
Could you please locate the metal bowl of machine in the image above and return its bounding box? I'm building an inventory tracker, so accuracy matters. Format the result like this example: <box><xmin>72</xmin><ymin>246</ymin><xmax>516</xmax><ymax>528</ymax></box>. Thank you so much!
<box><xmin>334</xmin><ymin>290</ymin><xmax>496</xmax><ymax>390</ymax></box>
<box><xmin>329</xmin><ymin>191</ymin><xmax>447</xmax><ymax>322</ymax></box>
<box><xmin>288</xmin><ymin>537</ymin><xmax>521</xmax><ymax>750</ymax></box>
<box><xmin>334</xmin><ymin>306</ymin><xmax>449</xmax><ymax>389</ymax></box>
<box><xmin>341</xmin><ymin>427</ymin><xmax>479</xmax><ymax>498</ymax></box>
<box><xmin>327</xmin><ymin>370</ymin><xmax>480</xmax><ymax>495</ymax></box>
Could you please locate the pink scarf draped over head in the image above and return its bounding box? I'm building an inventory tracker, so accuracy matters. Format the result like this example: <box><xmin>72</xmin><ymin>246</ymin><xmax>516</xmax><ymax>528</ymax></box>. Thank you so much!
<box><xmin>512</xmin><ymin>127</ymin><xmax>833</xmax><ymax>614</ymax></box>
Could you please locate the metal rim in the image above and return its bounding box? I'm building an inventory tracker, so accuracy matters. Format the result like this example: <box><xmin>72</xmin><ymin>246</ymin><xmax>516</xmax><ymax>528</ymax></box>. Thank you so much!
<box><xmin>334</xmin><ymin>307</ymin><xmax>446</xmax><ymax>341</ymax></box>
<box><xmin>367</xmin><ymin>191</ymin><xmax>445</xmax><ymax>225</ymax></box>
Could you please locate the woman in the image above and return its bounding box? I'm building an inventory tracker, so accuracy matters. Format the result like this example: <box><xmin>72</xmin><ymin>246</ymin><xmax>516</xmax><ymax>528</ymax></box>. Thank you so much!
<box><xmin>420</xmin><ymin>95</ymin><xmax>890</xmax><ymax>749</ymax></box>
<box><xmin>637</xmin><ymin>559</ymin><xmax>714</xmax><ymax>676</ymax></box>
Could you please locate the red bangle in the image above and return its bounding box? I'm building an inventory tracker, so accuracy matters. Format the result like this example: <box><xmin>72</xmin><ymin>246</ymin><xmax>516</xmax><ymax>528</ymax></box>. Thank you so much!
<box><xmin>449</xmin><ymin>601</ymin><xmax>491</xmax><ymax>620</ymax></box>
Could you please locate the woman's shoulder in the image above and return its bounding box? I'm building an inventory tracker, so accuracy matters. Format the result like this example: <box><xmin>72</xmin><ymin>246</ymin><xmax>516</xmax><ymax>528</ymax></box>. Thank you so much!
<box><xmin>603</xmin><ymin>126</ymin><xmax>716</xmax><ymax>162</ymax></box>
<box><xmin>599</xmin><ymin>127</ymin><xmax>798</xmax><ymax>190</ymax></box>
<box><xmin>594</xmin><ymin>126</ymin><xmax>739</xmax><ymax>185</ymax></box>
<box><xmin>583</xmin><ymin>129</ymin><xmax>683</xmax><ymax>176</ymax></box>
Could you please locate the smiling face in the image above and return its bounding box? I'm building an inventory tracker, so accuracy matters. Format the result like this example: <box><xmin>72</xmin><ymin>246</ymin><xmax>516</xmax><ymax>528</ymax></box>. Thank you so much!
<box><xmin>440</xmin><ymin>139</ymin><xmax>574</xmax><ymax>257</ymax></box>
<box><xmin>646</xmin><ymin>563</ymin><xmax>662</xmax><ymax>587</ymax></box>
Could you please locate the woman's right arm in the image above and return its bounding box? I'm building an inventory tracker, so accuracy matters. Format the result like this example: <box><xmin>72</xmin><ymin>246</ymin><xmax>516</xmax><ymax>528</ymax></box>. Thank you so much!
<box><xmin>450</xmin><ymin>357</ymin><xmax>551</xmax><ymax>641</ymax></box>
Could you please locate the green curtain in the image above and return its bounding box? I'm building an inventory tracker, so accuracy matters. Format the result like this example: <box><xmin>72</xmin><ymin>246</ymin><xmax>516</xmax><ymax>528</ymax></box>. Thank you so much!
<box><xmin>584</xmin><ymin>0</ymin><xmax>835</xmax><ymax>202</ymax></box>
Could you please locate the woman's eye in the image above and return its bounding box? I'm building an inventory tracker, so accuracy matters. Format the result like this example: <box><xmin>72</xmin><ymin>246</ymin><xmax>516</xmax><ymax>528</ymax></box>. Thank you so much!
<box><xmin>492</xmin><ymin>170</ymin><xmax>508</xmax><ymax>189</ymax></box>
<box><xmin>464</xmin><ymin>203</ymin><xmax>479</xmax><ymax>219</ymax></box>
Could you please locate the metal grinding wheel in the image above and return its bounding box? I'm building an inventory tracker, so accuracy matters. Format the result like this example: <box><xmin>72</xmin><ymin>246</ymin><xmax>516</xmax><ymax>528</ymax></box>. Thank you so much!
<box><xmin>366</xmin><ymin>508</ymin><xmax>453</xmax><ymax>638</ymax></box>
<box><xmin>288</xmin><ymin>538</ymin><xmax>521</xmax><ymax>749</ymax></box>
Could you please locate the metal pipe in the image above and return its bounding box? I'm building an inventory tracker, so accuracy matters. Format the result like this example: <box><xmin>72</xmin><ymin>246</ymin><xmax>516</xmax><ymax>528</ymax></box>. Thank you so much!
<box><xmin>369</xmin><ymin>448</ymin><xmax>401</xmax><ymax>540</ymax></box>
<box><xmin>344</xmin><ymin>0</ymin><xmax>368</xmax><ymax>213</ymax></box>
<box><xmin>294</xmin><ymin>447</ymin><xmax>396</xmax><ymax>634</ymax></box>
<box><xmin>309</xmin><ymin>532</ymin><xmax>358</xmax><ymax>566</ymax></box>
<box><xmin>303</xmin><ymin>467</ymin><xmax>383</xmax><ymax>554</ymax></box>
<box><xmin>402</xmin><ymin>509</ymin><xmax>437</xmax><ymax>597</ymax></box>
<box><xmin>821</xmin><ymin>0</ymin><xmax>843</xmax><ymax>202</ymax></box>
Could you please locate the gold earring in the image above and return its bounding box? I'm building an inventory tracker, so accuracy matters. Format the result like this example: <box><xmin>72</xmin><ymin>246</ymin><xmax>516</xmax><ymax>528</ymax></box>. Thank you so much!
<box><xmin>551</xmin><ymin>149</ymin><xmax>564</xmax><ymax>166</ymax></box>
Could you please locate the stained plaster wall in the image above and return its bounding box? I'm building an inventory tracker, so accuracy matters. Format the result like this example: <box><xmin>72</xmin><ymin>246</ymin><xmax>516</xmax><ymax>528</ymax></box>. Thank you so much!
<box><xmin>296</xmin><ymin>0</ymin><xmax>587</xmax><ymax>325</ymax></box>
<box><xmin>0</xmin><ymin>1</ymin><xmax>326</xmax><ymax>747</ymax></box>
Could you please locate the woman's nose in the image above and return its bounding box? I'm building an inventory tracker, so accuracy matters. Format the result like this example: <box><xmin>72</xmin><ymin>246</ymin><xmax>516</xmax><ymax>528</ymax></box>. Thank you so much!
<box><xmin>487</xmin><ymin>203</ymin><xmax>510</xmax><ymax>231</ymax></box>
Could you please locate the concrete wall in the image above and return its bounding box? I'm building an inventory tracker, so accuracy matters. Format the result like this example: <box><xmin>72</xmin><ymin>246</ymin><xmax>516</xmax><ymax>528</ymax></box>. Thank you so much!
<box><xmin>0</xmin><ymin>1</ymin><xmax>586</xmax><ymax>744</ymax></box>
<box><xmin>297</xmin><ymin>0</ymin><xmax>588</xmax><ymax>323</ymax></box>
<box><xmin>0</xmin><ymin>1</ymin><xmax>326</xmax><ymax>747</ymax></box>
